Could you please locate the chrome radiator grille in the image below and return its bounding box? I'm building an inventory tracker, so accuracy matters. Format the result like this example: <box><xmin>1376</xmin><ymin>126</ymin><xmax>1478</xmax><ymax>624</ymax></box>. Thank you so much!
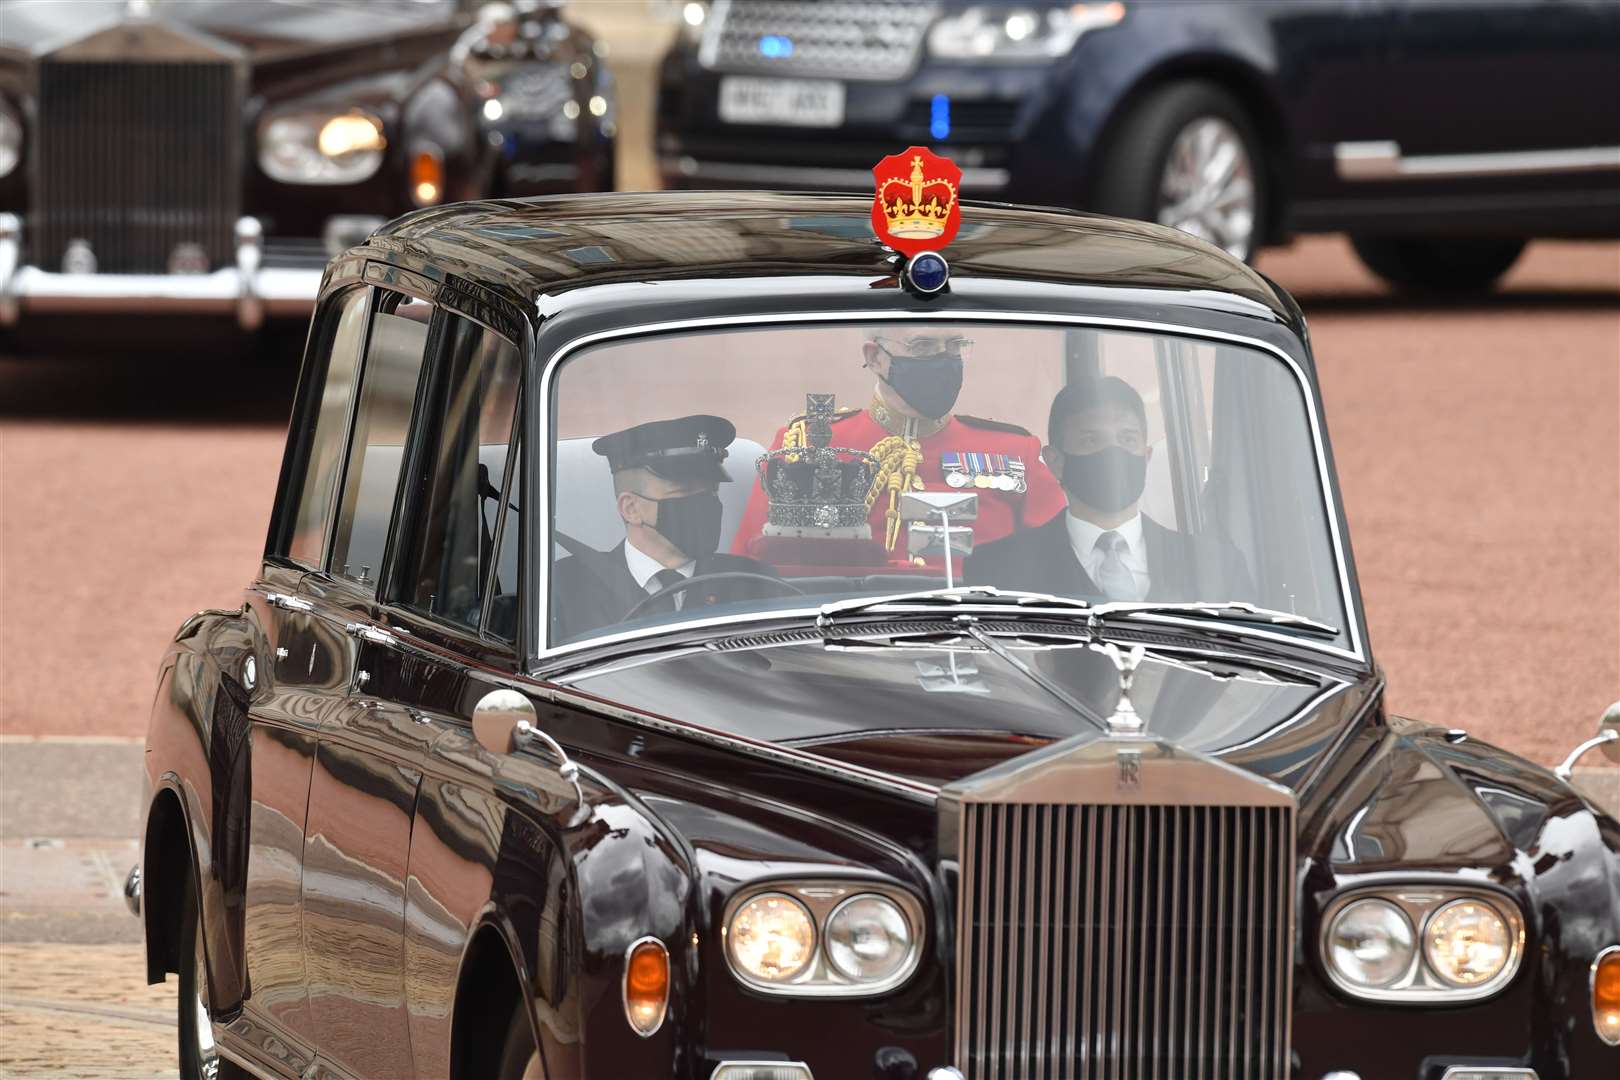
<box><xmin>956</xmin><ymin>802</ymin><xmax>1294</xmax><ymax>1079</ymax></box>
<box><xmin>34</xmin><ymin>59</ymin><xmax>240</xmax><ymax>273</ymax></box>
<box><xmin>701</xmin><ymin>1</ymin><xmax>940</xmax><ymax>81</ymax></box>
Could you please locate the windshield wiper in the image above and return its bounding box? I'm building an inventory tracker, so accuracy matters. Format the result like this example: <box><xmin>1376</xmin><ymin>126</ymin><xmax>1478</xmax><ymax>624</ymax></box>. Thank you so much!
<box><xmin>1090</xmin><ymin>600</ymin><xmax>1339</xmax><ymax>639</ymax></box>
<box><xmin>817</xmin><ymin>585</ymin><xmax>1093</xmax><ymax>623</ymax></box>
<box><xmin>818</xmin><ymin>588</ymin><xmax>1337</xmax><ymax>639</ymax></box>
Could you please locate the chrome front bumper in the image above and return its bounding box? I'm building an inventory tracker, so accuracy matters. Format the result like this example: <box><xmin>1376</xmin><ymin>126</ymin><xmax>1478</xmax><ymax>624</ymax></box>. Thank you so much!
<box><xmin>0</xmin><ymin>213</ymin><xmax>324</xmax><ymax>331</ymax></box>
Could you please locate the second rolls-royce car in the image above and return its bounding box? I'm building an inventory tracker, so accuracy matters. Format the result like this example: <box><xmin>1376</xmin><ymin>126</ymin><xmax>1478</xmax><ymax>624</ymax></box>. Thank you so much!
<box><xmin>132</xmin><ymin>179</ymin><xmax>1620</xmax><ymax>1080</ymax></box>
<box><xmin>657</xmin><ymin>0</ymin><xmax>1620</xmax><ymax>290</ymax></box>
<box><xmin>0</xmin><ymin>0</ymin><xmax>614</xmax><ymax>334</ymax></box>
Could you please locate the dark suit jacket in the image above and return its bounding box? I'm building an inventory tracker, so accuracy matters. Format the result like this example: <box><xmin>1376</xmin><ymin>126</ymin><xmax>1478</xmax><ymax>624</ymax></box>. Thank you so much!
<box><xmin>550</xmin><ymin>541</ymin><xmax>779</xmax><ymax>644</ymax></box>
<box><xmin>966</xmin><ymin>512</ymin><xmax>1254</xmax><ymax>602</ymax></box>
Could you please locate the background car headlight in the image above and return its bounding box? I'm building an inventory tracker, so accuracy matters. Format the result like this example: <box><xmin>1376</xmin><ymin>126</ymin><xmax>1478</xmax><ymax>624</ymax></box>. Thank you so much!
<box><xmin>727</xmin><ymin>893</ymin><xmax>815</xmax><ymax>982</ymax></box>
<box><xmin>1425</xmin><ymin>898</ymin><xmax>1511</xmax><ymax>987</ymax></box>
<box><xmin>0</xmin><ymin>97</ymin><xmax>21</xmax><ymax>180</ymax></box>
<box><xmin>259</xmin><ymin>109</ymin><xmax>386</xmax><ymax>185</ymax></box>
<box><xmin>1326</xmin><ymin>898</ymin><xmax>1416</xmax><ymax>988</ymax></box>
<box><xmin>825</xmin><ymin>894</ymin><xmax>912</xmax><ymax>982</ymax></box>
<box><xmin>928</xmin><ymin>2</ymin><xmax>1125</xmax><ymax>62</ymax></box>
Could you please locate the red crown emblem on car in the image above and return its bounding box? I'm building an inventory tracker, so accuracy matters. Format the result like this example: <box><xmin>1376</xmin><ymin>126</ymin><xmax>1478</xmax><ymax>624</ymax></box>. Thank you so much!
<box><xmin>870</xmin><ymin>146</ymin><xmax>961</xmax><ymax>257</ymax></box>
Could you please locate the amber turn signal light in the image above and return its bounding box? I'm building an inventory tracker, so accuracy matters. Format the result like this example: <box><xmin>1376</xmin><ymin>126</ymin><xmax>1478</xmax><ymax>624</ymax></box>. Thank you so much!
<box><xmin>411</xmin><ymin>148</ymin><xmax>443</xmax><ymax>207</ymax></box>
<box><xmin>623</xmin><ymin>937</ymin><xmax>670</xmax><ymax>1037</ymax></box>
<box><xmin>1595</xmin><ymin>946</ymin><xmax>1620</xmax><ymax>1045</ymax></box>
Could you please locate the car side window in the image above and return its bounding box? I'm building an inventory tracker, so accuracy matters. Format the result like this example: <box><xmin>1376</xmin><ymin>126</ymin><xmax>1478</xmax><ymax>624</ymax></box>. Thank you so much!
<box><xmin>328</xmin><ymin>293</ymin><xmax>433</xmax><ymax>589</ymax></box>
<box><xmin>392</xmin><ymin>316</ymin><xmax>522</xmax><ymax>632</ymax></box>
<box><xmin>283</xmin><ymin>288</ymin><xmax>369</xmax><ymax>568</ymax></box>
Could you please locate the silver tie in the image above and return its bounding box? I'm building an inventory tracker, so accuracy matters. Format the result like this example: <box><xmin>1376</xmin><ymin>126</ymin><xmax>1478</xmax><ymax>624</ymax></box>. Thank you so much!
<box><xmin>1094</xmin><ymin>530</ymin><xmax>1138</xmax><ymax>601</ymax></box>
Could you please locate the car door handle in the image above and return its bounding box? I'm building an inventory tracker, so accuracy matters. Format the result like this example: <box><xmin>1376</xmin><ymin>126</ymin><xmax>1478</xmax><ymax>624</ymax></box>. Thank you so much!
<box><xmin>265</xmin><ymin>592</ymin><xmax>313</xmax><ymax>612</ymax></box>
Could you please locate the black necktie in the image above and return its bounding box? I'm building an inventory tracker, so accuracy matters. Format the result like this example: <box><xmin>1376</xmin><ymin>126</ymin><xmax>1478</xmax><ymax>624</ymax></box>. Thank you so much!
<box><xmin>649</xmin><ymin>568</ymin><xmax>686</xmax><ymax>611</ymax></box>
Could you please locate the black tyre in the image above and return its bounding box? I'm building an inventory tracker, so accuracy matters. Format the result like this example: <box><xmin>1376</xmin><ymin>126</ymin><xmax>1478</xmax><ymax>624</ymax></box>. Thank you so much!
<box><xmin>1350</xmin><ymin>234</ymin><xmax>1527</xmax><ymax>293</ymax></box>
<box><xmin>497</xmin><ymin>1001</ymin><xmax>545</xmax><ymax>1080</ymax></box>
<box><xmin>1094</xmin><ymin>81</ymin><xmax>1268</xmax><ymax>262</ymax></box>
<box><xmin>178</xmin><ymin>884</ymin><xmax>249</xmax><ymax>1080</ymax></box>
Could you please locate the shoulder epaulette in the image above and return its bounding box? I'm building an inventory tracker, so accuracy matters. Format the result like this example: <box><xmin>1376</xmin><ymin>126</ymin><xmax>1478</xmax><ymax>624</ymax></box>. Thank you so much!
<box><xmin>957</xmin><ymin>414</ymin><xmax>1034</xmax><ymax>436</ymax></box>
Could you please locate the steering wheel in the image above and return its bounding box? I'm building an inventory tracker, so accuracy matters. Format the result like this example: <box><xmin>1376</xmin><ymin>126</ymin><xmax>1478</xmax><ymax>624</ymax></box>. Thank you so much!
<box><xmin>620</xmin><ymin>571</ymin><xmax>807</xmax><ymax>623</ymax></box>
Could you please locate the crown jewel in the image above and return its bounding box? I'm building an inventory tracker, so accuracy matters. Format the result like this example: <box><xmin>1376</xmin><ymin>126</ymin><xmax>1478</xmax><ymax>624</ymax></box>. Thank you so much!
<box><xmin>879</xmin><ymin>155</ymin><xmax>958</xmax><ymax>239</ymax></box>
<box><xmin>757</xmin><ymin>394</ymin><xmax>878</xmax><ymax>537</ymax></box>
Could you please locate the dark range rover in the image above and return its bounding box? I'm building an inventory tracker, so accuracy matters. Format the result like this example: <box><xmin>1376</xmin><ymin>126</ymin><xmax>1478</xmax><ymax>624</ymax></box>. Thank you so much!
<box><xmin>658</xmin><ymin>0</ymin><xmax>1620</xmax><ymax>288</ymax></box>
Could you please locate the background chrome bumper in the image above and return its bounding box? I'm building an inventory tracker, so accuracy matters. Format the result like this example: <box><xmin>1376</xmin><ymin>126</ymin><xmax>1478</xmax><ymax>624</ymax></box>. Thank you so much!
<box><xmin>0</xmin><ymin>214</ymin><xmax>323</xmax><ymax>331</ymax></box>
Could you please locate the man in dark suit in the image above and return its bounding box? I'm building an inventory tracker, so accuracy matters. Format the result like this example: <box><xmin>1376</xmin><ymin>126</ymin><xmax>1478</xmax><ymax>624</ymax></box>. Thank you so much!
<box><xmin>550</xmin><ymin>414</ymin><xmax>781</xmax><ymax>645</ymax></box>
<box><xmin>967</xmin><ymin>376</ymin><xmax>1253</xmax><ymax>603</ymax></box>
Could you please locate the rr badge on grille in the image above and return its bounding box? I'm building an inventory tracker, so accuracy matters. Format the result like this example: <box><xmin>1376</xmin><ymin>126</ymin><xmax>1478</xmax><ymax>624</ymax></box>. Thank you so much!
<box><xmin>1116</xmin><ymin>748</ymin><xmax>1142</xmax><ymax>791</ymax></box>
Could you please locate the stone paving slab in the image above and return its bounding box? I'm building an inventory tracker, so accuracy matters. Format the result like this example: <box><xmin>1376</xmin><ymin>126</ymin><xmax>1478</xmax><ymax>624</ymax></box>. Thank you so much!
<box><xmin>0</xmin><ymin>944</ymin><xmax>176</xmax><ymax>1079</ymax></box>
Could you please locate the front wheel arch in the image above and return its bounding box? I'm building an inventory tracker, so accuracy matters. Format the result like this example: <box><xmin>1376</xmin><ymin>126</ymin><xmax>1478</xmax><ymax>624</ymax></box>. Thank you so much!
<box><xmin>142</xmin><ymin>785</ymin><xmax>196</xmax><ymax>985</ymax></box>
<box><xmin>451</xmin><ymin>919</ymin><xmax>539</xmax><ymax>1080</ymax></box>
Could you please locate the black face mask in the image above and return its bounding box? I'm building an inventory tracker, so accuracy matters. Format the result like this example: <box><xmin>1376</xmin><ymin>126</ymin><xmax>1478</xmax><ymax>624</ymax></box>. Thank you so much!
<box><xmin>1058</xmin><ymin>447</ymin><xmax>1148</xmax><ymax>513</ymax></box>
<box><xmin>879</xmin><ymin>351</ymin><xmax>964</xmax><ymax>420</ymax></box>
<box><xmin>646</xmin><ymin>490</ymin><xmax>724</xmax><ymax>558</ymax></box>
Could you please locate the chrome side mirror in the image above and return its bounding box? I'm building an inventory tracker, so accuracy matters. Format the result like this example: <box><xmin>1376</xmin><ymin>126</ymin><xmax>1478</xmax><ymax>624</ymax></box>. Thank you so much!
<box><xmin>1554</xmin><ymin>700</ymin><xmax>1620</xmax><ymax>780</ymax></box>
<box><xmin>471</xmin><ymin>688</ymin><xmax>580</xmax><ymax>785</ymax></box>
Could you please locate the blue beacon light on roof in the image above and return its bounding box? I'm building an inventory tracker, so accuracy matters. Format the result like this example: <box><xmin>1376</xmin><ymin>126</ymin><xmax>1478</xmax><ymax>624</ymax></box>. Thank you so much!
<box><xmin>759</xmin><ymin>35</ymin><xmax>794</xmax><ymax>59</ymax></box>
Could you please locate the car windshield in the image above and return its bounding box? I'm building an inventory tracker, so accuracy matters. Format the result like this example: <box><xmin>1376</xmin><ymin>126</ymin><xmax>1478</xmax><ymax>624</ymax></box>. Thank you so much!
<box><xmin>543</xmin><ymin>320</ymin><xmax>1352</xmax><ymax>653</ymax></box>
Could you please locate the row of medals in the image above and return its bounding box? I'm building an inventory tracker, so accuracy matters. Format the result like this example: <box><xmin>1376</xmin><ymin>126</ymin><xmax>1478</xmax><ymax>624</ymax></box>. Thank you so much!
<box><xmin>942</xmin><ymin>455</ymin><xmax>1027</xmax><ymax>492</ymax></box>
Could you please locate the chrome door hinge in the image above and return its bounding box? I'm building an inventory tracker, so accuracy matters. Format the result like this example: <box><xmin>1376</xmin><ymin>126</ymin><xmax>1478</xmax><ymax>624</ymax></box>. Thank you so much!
<box><xmin>344</xmin><ymin>622</ymin><xmax>394</xmax><ymax>647</ymax></box>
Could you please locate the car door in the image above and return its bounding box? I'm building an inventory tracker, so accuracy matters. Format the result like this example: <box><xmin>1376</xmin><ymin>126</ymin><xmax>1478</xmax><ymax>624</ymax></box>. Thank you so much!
<box><xmin>1379</xmin><ymin>0</ymin><xmax>1620</xmax><ymax>157</ymax></box>
<box><xmin>357</xmin><ymin>309</ymin><xmax>541</xmax><ymax>1079</ymax></box>
<box><xmin>237</xmin><ymin>285</ymin><xmax>372</xmax><ymax>1074</ymax></box>
<box><xmin>293</xmin><ymin>286</ymin><xmax>437</xmax><ymax>1080</ymax></box>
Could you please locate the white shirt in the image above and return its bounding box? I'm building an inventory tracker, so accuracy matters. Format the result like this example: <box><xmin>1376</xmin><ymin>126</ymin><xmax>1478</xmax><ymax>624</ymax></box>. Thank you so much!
<box><xmin>624</xmin><ymin>540</ymin><xmax>695</xmax><ymax>608</ymax></box>
<box><xmin>1065</xmin><ymin>511</ymin><xmax>1150</xmax><ymax>601</ymax></box>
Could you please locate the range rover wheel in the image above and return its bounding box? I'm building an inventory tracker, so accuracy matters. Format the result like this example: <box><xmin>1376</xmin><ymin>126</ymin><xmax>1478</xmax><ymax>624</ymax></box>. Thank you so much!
<box><xmin>1095</xmin><ymin>81</ymin><xmax>1267</xmax><ymax>262</ymax></box>
<box><xmin>498</xmin><ymin>1002</ymin><xmax>545</xmax><ymax>1080</ymax></box>
<box><xmin>1350</xmin><ymin>234</ymin><xmax>1527</xmax><ymax>293</ymax></box>
<box><xmin>178</xmin><ymin>885</ymin><xmax>248</xmax><ymax>1080</ymax></box>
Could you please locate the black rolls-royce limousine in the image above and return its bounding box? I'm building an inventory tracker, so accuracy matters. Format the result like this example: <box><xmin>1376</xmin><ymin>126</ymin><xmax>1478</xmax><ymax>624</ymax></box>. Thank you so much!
<box><xmin>131</xmin><ymin>183</ymin><xmax>1620</xmax><ymax>1080</ymax></box>
<box><xmin>658</xmin><ymin>0</ymin><xmax>1620</xmax><ymax>290</ymax></box>
<box><xmin>0</xmin><ymin>0</ymin><xmax>614</xmax><ymax>334</ymax></box>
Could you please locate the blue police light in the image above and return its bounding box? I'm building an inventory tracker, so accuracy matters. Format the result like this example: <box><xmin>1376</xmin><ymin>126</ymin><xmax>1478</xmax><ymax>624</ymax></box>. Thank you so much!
<box><xmin>904</xmin><ymin>251</ymin><xmax>950</xmax><ymax>295</ymax></box>
<box><xmin>759</xmin><ymin>34</ymin><xmax>794</xmax><ymax>59</ymax></box>
<box><xmin>930</xmin><ymin>94</ymin><xmax>951</xmax><ymax>141</ymax></box>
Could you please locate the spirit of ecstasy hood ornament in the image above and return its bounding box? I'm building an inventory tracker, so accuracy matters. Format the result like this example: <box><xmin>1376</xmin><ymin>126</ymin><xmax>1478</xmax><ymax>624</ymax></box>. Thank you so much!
<box><xmin>1099</xmin><ymin>641</ymin><xmax>1147</xmax><ymax>735</ymax></box>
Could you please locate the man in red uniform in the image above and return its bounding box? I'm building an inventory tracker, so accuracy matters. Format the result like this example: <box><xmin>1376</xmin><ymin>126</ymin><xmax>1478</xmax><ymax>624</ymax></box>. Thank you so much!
<box><xmin>732</xmin><ymin>327</ymin><xmax>1066</xmax><ymax>567</ymax></box>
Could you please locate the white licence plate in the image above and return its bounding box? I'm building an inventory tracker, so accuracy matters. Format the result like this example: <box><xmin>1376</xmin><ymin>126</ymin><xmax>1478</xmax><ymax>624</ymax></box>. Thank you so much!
<box><xmin>718</xmin><ymin>77</ymin><xmax>845</xmax><ymax>128</ymax></box>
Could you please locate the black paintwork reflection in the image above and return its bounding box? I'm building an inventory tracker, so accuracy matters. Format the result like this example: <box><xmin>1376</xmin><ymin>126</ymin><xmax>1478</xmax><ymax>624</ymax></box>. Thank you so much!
<box><xmin>302</xmin><ymin>736</ymin><xmax>420</xmax><ymax>1079</ymax></box>
<box><xmin>568</xmin><ymin>643</ymin><xmax>1340</xmax><ymax>788</ymax></box>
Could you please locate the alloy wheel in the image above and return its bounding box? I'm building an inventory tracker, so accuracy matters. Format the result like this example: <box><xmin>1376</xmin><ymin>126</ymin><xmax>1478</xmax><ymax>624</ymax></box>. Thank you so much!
<box><xmin>1156</xmin><ymin>115</ymin><xmax>1257</xmax><ymax>261</ymax></box>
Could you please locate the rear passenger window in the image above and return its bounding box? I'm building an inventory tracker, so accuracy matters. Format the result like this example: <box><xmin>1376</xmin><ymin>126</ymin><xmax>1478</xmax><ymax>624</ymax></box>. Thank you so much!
<box><xmin>393</xmin><ymin>317</ymin><xmax>522</xmax><ymax>631</ymax></box>
<box><xmin>328</xmin><ymin>293</ymin><xmax>432</xmax><ymax>588</ymax></box>
<box><xmin>284</xmin><ymin>288</ymin><xmax>369</xmax><ymax>567</ymax></box>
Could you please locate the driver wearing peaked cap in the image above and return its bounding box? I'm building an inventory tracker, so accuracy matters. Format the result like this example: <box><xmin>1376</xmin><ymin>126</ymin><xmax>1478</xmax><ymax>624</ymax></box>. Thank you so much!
<box><xmin>550</xmin><ymin>414</ymin><xmax>783</xmax><ymax>645</ymax></box>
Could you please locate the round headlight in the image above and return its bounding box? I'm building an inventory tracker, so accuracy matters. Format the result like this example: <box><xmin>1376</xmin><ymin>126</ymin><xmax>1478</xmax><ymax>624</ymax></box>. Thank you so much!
<box><xmin>1424</xmin><ymin>899</ymin><xmax>1512</xmax><ymax>987</ymax></box>
<box><xmin>260</xmin><ymin>109</ymin><xmax>386</xmax><ymax>185</ymax></box>
<box><xmin>1326</xmin><ymin>898</ymin><xmax>1415</xmax><ymax>988</ymax></box>
<box><xmin>727</xmin><ymin>893</ymin><xmax>815</xmax><ymax>982</ymax></box>
<box><xmin>0</xmin><ymin>98</ymin><xmax>21</xmax><ymax>180</ymax></box>
<box><xmin>825</xmin><ymin>894</ymin><xmax>913</xmax><ymax>983</ymax></box>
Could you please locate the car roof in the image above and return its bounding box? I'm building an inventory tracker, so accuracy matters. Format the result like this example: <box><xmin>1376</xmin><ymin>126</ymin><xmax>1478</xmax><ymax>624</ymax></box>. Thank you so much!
<box><xmin>363</xmin><ymin>191</ymin><xmax>1301</xmax><ymax>330</ymax></box>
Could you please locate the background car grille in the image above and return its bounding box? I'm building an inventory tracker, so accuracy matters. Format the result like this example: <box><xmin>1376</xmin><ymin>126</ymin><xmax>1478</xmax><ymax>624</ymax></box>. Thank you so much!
<box><xmin>34</xmin><ymin>59</ymin><xmax>240</xmax><ymax>274</ymax></box>
<box><xmin>956</xmin><ymin>802</ymin><xmax>1294</xmax><ymax>1079</ymax></box>
<box><xmin>701</xmin><ymin>0</ymin><xmax>941</xmax><ymax>81</ymax></box>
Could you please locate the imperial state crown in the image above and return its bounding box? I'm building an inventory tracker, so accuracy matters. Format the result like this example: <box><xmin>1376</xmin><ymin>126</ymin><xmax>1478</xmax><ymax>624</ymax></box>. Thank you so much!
<box><xmin>757</xmin><ymin>394</ymin><xmax>879</xmax><ymax>538</ymax></box>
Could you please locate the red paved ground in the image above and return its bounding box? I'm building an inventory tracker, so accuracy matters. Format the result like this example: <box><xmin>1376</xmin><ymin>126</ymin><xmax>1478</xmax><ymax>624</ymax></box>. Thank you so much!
<box><xmin>1</xmin><ymin>236</ymin><xmax>1616</xmax><ymax>763</ymax></box>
